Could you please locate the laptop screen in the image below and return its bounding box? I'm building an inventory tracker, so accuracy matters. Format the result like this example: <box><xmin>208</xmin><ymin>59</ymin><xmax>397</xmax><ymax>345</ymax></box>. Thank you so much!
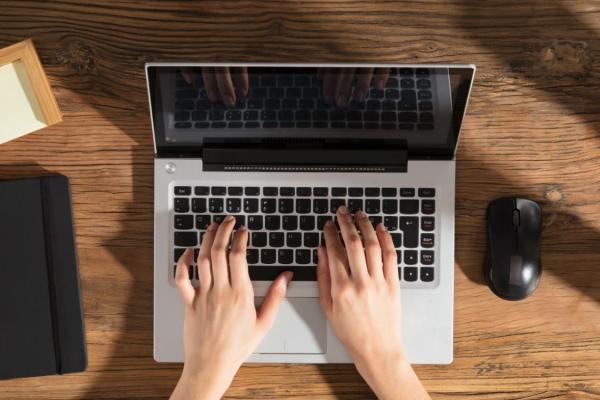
<box><xmin>147</xmin><ymin>64</ymin><xmax>474</xmax><ymax>158</ymax></box>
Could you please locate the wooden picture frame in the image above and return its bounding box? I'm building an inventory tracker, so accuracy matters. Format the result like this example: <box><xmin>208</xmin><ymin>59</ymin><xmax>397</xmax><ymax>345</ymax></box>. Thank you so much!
<box><xmin>0</xmin><ymin>39</ymin><xmax>62</xmax><ymax>143</ymax></box>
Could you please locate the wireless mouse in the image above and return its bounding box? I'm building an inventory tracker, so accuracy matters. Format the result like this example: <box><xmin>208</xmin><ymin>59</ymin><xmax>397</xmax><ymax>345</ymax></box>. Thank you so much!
<box><xmin>485</xmin><ymin>197</ymin><xmax>542</xmax><ymax>300</ymax></box>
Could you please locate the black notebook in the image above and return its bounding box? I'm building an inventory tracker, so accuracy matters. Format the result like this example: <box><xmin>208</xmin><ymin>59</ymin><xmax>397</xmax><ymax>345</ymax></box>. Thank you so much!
<box><xmin>0</xmin><ymin>175</ymin><xmax>86</xmax><ymax>380</ymax></box>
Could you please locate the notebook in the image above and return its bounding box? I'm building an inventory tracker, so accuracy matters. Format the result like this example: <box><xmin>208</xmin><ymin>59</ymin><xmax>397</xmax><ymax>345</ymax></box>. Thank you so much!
<box><xmin>0</xmin><ymin>175</ymin><xmax>86</xmax><ymax>379</ymax></box>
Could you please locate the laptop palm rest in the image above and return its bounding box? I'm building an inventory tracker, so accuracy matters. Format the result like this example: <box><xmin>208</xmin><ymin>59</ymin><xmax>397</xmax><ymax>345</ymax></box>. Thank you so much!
<box><xmin>254</xmin><ymin>297</ymin><xmax>327</xmax><ymax>354</ymax></box>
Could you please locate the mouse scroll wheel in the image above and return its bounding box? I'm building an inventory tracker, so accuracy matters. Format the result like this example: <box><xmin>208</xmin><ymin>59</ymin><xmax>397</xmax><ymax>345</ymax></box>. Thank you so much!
<box><xmin>512</xmin><ymin>209</ymin><xmax>520</xmax><ymax>226</ymax></box>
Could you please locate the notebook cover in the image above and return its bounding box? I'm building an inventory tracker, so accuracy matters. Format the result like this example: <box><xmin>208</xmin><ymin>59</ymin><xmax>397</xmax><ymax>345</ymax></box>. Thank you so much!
<box><xmin>0</xmin><ymin>175</ymin><xmax>86</xmax><ymax>379</ymax></box>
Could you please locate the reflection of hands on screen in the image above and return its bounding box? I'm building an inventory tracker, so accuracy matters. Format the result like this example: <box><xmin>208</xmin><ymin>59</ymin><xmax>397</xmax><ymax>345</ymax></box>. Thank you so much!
<box><xmin>181</xmin><ymin>66</ymin><xmax>390</xmax><ymax>108</ymax></box>
<box><xmin>319</xmin><ymin>68</ymin><xmax>390</xmax><ymax>107</ymax></box>
<box><xmin>182</xmin><ymin>67</ymin><xmax>248</xmax><ymax>107</ymax></box>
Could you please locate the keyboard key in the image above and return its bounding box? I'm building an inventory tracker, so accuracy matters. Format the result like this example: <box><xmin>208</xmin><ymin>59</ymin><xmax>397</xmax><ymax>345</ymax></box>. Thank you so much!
<box><xmin>419</xmin><ymin>101</ymin><xmax>433</xmax><ymax>111</ymax></box>
<box><xmin>313</xmin><ymin>249</ymin><xmax>319</xmax><ymax>264</ymax></box>
<box><xmin>420</xmin><ymin>112</ymin><xmax>434</xmax><ymax>122</ymax></box>
<box><xmin>194</xmin><ymin>186</ymin><xmax>209</xmax><ymax>196</ymax></box>
<box><xmin>399</xmin><ymin>68</ymin><xmax>413</xmax><ymax>76</ymax></box>
<box><xmin>418</xmin><ymin>90</ymin><xmax>432</xmax><ymax>100</ymax></box>
<box><xmin>422</xmin><ymin>200</ymin><xmax>435</xmax><ymax>215</ymax></box>
<box><xmin>296</xmin><ymin>249</ymin><xmax>311</xmax><ymax>264</ymax></box>
<box><xmin>365</xmin><ymin>188</ymin><xmax>380</xmax><ymax>197</ymax></box>
<box><xmin>317</xmin><ymin>216</ymin><xmax>332</xmax><ymax>230</ymax></box>
<box><xmin>174</xmin><ymin>232</ymin><xmax>197</xmax><ymax>247</ymax></box>
<box><xmin>313</xmin><ymin>199</ymin><xmax>328</xmax><ymax>214</ymax></box>
<box><xmin>313</xmin><ymin>187</ymin><xmax>328</xmax><ymax>197</ymax></box>
<box><xmin>330</xmin><ymin>198</ymin><xmax>346</xmax><ymax>214</ymax></box>
<box><xmin>400</xmin><ymin>188</ymin><xmax>415</xmax><ymax>197</ymax></box>
<box><xmin>331</xmin><ymin>187</ymin><xmax>347</xmax><ymax>197</ymax></box>
<box><xmin>211</xmin><ymin>186</ymin><xmax>226</xmax><ymax>195</ymax></box>
<box><xmin>176</xmin><ymin>100</ymin><xmax>194</xmax><ymax>110</ymax></box>
<box><xmin>296</xmin><ymin>199</ymin><xmax>311</xmax><ymax>214</ymax></box>
<box><xmin>279</xmin><ymin>198</ymin><xmax>294</xmax><ymax>214</ymax></box>
<box><xmin>404</xmin><ymin>266</ymin><xmax>418</xmax><ymax>281</ymax></box>
<box><xmin>400</xmin><ymin>79</ymin><xmax>414</xmax><ymax>89</ymax></box>
<box><xmin>282</xmin><ymin>216</ymin><xmax>298</xmax><ymax>230</ymax></box>
<box><xmin>192</xmin><ymin>198</ymin><xmax>207</xmax><ymax>213</ymax></box>
<box><xmin>384</xmin><ymin>216</ymin><xmax>398</xmax><ymax>231</ymax></box>
<box><xmin>246</xmin><ymin>249</ymin><xmax>259</xmax><ymax>265</ymax></box>
<box><xmin>368</xmin><ymin>215</ymin><xmax>382</xmax><ymax>228</ymax></box>
<box><xmin>174</xmin><ymin>248</ymin><xmax>186</xmax><ymax>263</ymax></box>
<box><xmin>399</xmin><ymin>217</ymin><xmax>419</xmax><ymax>248</ymax></box>
<box><xmin>398</xmin><ymin>112</ymin><xmax>418</xmax><ymax>122</ymax></box>
<box><xmin>265</xmin><ymin>215</ymin><xmax>281</xmax><ymax>230</ymax></box>
<box><xmin>404</xmin><ymin>250</ymin><xmax>418</xmax><ymax>265</ymax></box>
<box><xmin>175</xmin><ymin>89</ymin><xmax>198</xmax><ymax>99</ymax></box>
<box><xmin>263</xmin><ymin>187</ymin><xmax>277</xmax><ymax>196</ymax></box>
<box><xmin>245</xmin><ymin>121</ymin><xmax>260</xmax><ymax>128</ymax></box>
<box><xmin>192</xmin><ymin>111</ymin><xmax>207</xmax><ymax>121</ymax></box>
<box><xmin>247</xmin><ymin>215</ymin><xmax>263</xmax><ymax>230</ymax></box>
<box><xmin>226</xmin><ymin>198</ymin><xmax>241</xmax><ymax>213</ymax></box>
<box><xmin>362</xmin><ymin>200</ymin><xmax>379</xmax><ymax>215</ymax></box>
<box><xmin>261</xmin><ymin>198</ymin><xmax>276</xmax><ymax>213</ymax></box>
<box><xmin>174</xmin><ymin>198</ymin><xmax>190</xmax><ymax>213</ymax></box>
<box><xmin>400</xmin><ymin>200</ymin><xmax>419</xmax><ymax>214</ymax></box>
<box><xmin>245</xmin><ymin>187</ymin><xmax>260</xmax><ymax>196</ymax></box>
<box><xmin>421</xmin><ymin>217</ymin><xmax>434</xmax><ymax>231</ymax></box>
<box><xmin>280</xmin><ymin>187</ymin><xmax>295</xmax><ymax>196</ymax></box>
<box><xmin>196</xmin><ymin>215</ymin><xmax>211</xmax><ymax>230</ymax></box>
<box><xmin>416</xmin><ymin>68</ymin><xmax>430</xmax><ymax>76</ymax></box>
<box><xmin>174</xmin><ymin>215</ymin><xmax>193</xmax><ymax>230</ymax></box>
<box><xmin>421</xmin><ymin>233</ymin><xmax>434</xmax><ymax>248</ymax></box>
<box><xmin>209</xmin><ymin>198</ymin><xmax>224</xmax><ymax>213</ymax></box>
<box><xmin>391</xmin><ymin>233</ymin><xmax>402</xmax><ymax>247</ymax></box>
<box><xmin>297</xmin><ymin>187</ymin><xmax>311</xmax><ymax>197</ymax></box>
<box><xmin>174</xmin><ymin>122</ymin><xmax>192</xmax><ymax>129</ymax></box>
<box><xmin>420</xmin><ymin>267</ymin><xmax>434</xmax><ymax>282</ymax></box>
<box><xmin>348</xmin><ymin>199</ymin><xmax>363</xmax><ymax>213</ymax></box>
<box><xmin>212</xmin><ymin>215</ymin><xmax>226</xmax><ymax>224</ymax></box>
<box><xmin>278</xmin><ymin>249</ymin><xmax>294</xmax><ymax>264</ymax></box>
<box><xmin>382</xmin><ymin>199</ymin><xmax>398</xmax><ymax>214</ymax></box>
<box><xmin>417</xmin><ymin>123</ymin><xmax>434</xmax><ymax>130</ymax></box>
<box><xmin>286</xmin><ymin>232</ymin><xmax>302</xmax><ymax>247</ymax></box>
<box><xmin>195</xmin><ymin>122</ymin><xmax>210</xmax><ymax>128</ymax></box>
<box><xmin>348</xmin><ymin>187</ymin><xmax>363</xmax><ymax>197</ymax></box>
<box><xmin>418</xmin><ymin>188</ymin><xmax>435</xmax><ymax>197</ymax></box>
<box><xmin>261</xmin><ymin>249</ymin><xmax>276</xmax><ymax>264</ymax></box>
<box><xmin>304</xmin><ymin>232</ymin><xmax>319</xmax><ymax>247</ymax></box>
<box><xmin>227</xmin><ymin>187</ymin><xmax>243</xmax><ymax>196</ymax></box>
<box><xmin>252</xmin><ymin>232</ymin><xmax>267</xmax><ymax>247</ymax></box>
<box><xmin>244</xmin><ymin>198</ymin><xmax>259</xmax><ymax>213</ymax></box>
<box><xmin>269</xmin><ymin>232</ymin><xmax>284</xmax><ymax>247</ymax></box>
<box><xmin>399</xmin><ymin>90</ymin><xmax>417</xmax><ymax>111</ymax></box>
<box><xmin>421</xmin><ymin>251</ymin><xmax>434</xmax><ymax>265</ymax></box>
<box><xmin>174</xmin><ymin>186</ymin><xmax>191</xmax><ymax>195</ymax></box>
<box><xmin>417</xmin><ymin>79</ymin><xmax>431</xmax><ymax>89</ymax></box>
<box><xmin>300</xmin><ymin>215</ymin><xmax>315</xmax><ymax>230</ymax></box>
<box><xmin>249</xmin><ymin>266</ymin><xmax>316</xmax><ymax>281</ymax></box>
<box><xmin>382</xmin><ymin>188</ymin><xmax>397</xmax><ymax>197</ymax></box>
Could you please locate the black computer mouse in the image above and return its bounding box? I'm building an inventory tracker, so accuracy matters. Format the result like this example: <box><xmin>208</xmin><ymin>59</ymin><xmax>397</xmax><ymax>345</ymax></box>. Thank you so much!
<box><xmin>485</xmin><ymin>197</ymin><xmax>542</xmax><ymax>300</ymax></box>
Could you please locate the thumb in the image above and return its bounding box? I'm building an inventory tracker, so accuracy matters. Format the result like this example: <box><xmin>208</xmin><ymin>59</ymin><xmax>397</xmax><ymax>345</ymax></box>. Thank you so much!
<box><xmin>256</xmin><ymin>271</ymin><xmax>293</xmax><ymax>334</ymax></box>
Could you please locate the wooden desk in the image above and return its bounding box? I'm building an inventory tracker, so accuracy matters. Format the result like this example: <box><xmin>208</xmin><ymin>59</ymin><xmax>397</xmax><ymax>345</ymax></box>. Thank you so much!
<box><xmin>1</xmin><ymin>1</ymin><xmax>599</xmax><ymax>398</ymax></box>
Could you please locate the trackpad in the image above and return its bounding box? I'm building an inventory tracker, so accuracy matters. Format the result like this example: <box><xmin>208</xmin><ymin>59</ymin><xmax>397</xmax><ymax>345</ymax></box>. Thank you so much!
<box><xmin>254</xmin><ymin>297</ymin><xmax>327</xmax><ymax>354</ymax></box>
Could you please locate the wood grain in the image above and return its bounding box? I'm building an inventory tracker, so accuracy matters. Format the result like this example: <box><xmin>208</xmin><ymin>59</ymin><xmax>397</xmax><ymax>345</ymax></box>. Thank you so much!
<box><xmin>0</xmin><ymin>0</ymin><xmax>599</xmax><ymax>398</ymax></box>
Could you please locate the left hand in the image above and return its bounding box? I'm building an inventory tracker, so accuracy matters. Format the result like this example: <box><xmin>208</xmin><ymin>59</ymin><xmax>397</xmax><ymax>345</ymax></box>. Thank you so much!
<box><xmin>170</xmin><ymin>215</ymin><xmax>292</xmax><ymax>400</ymax></box>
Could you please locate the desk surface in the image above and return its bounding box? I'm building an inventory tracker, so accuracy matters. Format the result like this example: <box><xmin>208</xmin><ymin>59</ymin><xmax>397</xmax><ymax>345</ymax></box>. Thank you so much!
<box><xmin>1</xmin><ymin>1</ymin><xmax>599</xmax><ymax>398</ymax></box>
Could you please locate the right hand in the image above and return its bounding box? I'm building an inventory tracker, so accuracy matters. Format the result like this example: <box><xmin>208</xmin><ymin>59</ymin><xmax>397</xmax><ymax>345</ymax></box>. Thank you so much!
<box><xmin>182</xmin><ymin>67</ymin><xmax>249</xmax><ymax>107</ymax></box>
<box><xmin>318</xmin><ymin>206</ymin><xmax>404</xmax><ymax>367</ymax></box>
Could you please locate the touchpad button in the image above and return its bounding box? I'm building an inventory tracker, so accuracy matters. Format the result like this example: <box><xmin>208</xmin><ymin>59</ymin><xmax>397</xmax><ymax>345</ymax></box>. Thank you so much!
<box><xmin>254</xmin><ymin>297</ymin><xmax>327</xmax><ymax>354</ymax></box>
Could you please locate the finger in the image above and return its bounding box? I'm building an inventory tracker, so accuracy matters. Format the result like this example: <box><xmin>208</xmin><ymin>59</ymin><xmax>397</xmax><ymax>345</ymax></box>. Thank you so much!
<box><xmin>197</xmin><ymin>222</ymin><xmax>218</xmax><ymax>292</ymax></box>
<box><xmin>376</xmin><ymin>223</ymin><xmax>400</xmax><ymax>285</ymax></box>
<box><xmin>202</xmin><ymin>67</ymin><xmax>220</xmax><ymax>103</ymax></box>
<box><xmin>317</xmin><ymin>246</ymin><xmax>332</xmax><ymax>315</ymax></box>
<box><xmin>175</xmin><ymin>248</ymin><xmax>196</xmax><ymax>307</ymax></box>
<box><xmin>256</xmin><ymin>271</ymin><xmax>293</xmax><ymax>334</ymax></box>
<box><xmin>322</xmin><ymin>68</ymin><xmax>341</xmax><ymax>105</ymax></box>
<box><xmin>215</xmin><ymin>66</ymin><xmax>236</xmax><ymax>107</ymax></box>
<box><xmin>336</xmin><ymin>206</ymin><xmax>369</xmax><ymax>282</ymax></box>
<box><xmin>323</xmin><ymin>219</ymin><xmax>350</xmax><ymax>286</ymax></box>
<box><xmin>373</xmin><ymin>68</ymin><xmax>390</xmax><ymax>90</ymax></box>
<box><xmin>353</xmin><ymin>67</ymin><xmax>374</xmax><ymax>102</ymax></box>
<box><xmin>355</xmin><ymin>210</ymin><xmax>384</xmax><ymax>279</ymax></box>
<box><xmin>210</xmin><ymin>215</ymin><xmax>236</xmax><ymax>289</ymax></box>
<box><xmin>335</xmin><ymin>68</ymin><xmax>355</xmax><ymax>108</ymax></box>
<box><xmin>231</xmin><ymin>66</ymin><xmax>249</xmax><ymax>97</ymax></box>
<box><xmin>228</xmin><ymin>225</ymin><xmax>250</xmax><ymax>288</ymax></box>
<box><xmin>181</xmin><ymin>68</ymin><xmax>197</xmax><ymax>85</ymax></box>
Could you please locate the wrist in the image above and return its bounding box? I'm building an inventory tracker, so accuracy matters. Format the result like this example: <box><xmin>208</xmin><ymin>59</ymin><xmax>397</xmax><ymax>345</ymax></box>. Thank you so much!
<box><xmin>173</xmin><ymin>366</ymin><xmax>234</xmax><ymax>400</ymax></box>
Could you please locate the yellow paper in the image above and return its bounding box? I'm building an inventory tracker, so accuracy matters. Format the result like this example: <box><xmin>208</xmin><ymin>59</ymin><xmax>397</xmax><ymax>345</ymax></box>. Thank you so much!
<box><xmin>0</xmin><ymin>60</ymin><xmax>47</xmax><ymax>144</ymax></box>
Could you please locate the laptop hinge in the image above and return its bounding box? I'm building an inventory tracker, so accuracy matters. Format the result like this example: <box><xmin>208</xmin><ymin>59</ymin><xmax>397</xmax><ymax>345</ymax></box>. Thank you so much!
<box><xmin>202</xmin><ymin>147</ymin><xmax>407</xmax><ymax>172</ymax></box>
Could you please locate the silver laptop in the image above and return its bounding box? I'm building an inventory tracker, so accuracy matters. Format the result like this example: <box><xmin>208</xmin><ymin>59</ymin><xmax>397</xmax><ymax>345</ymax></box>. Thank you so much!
<box><xmin>147</xmin><ymin>63</ymin><xmax>475</xmax><ymax>364</ymax></box>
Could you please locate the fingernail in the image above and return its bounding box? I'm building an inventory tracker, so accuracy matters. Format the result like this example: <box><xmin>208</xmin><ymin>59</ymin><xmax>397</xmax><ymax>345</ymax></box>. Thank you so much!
<box><xmin>376</xmin><ymin>223</ymin><xmax>387</xmax><ymax>232</ymax></box>
<box><xmin>224</xmin><ymin>95</ymin><xmax>235</xmax><ymax>107</ymax></box>
<box><xmin>356</xmin><ymin>210</ymin><xmax>368</xmax><ymax>219</ymax></box>
<box><xmin>207</xmin><ymin>222</ymin><xmax>218</xmax><ymax>231</ymax></box>
<box><xmin>337</xmin><ymin>205</ymin><xmax>349</xmax><ymax>215</ymax></box>
<box><xmin>225</xmin><ymin>215</ymin><xmax>234</xmax><ymax>222</ymax></box>
<box><xmin>336</xmin><ymin>94</ymin><xmax>347</xmax><ymax>108</ymax></box>
<box><xmin>325</xmin><ymin>219</ymin><xmax>335</xmax><ymax>228</ymax></box>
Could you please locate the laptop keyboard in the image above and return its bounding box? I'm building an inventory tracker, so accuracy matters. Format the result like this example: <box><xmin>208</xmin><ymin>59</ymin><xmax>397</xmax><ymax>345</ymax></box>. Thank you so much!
<box><xmin>172</xmin><ymin>68</ymin><xmax>435</xmax><ymax>131</ymax></box>
<box><xmin>171</xmin><ymin>185</ymin><xmax>437</xmax><ymax>286</ymax></box>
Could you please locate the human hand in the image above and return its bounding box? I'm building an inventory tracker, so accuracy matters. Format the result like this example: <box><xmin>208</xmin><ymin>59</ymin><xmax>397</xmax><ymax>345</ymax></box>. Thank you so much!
<box><xmin>171</xmin><ymin>216</ymin><xmax>292</xmax><ymax>400</ymax></box>
<box><xmin>319</xmin><ymin>67</ymin><xmax>390</xmax><ymax>107</ymax></box>
<box><xmin>181</xmin><ymin>67</ymin><xmax>249</xmax><ymax>107</ymax></box>
<box><xmin>318</xmin><ymin>206</ymin><xmax>430</xmax><ymax>400</ymax></box>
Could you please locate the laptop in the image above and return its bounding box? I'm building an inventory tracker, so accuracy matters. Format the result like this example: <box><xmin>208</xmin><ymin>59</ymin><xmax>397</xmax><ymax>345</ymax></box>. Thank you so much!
<box><xmin>147</xmin><ymin>63</ymin><xmax>475</xmax><ymax>364</ymax></box>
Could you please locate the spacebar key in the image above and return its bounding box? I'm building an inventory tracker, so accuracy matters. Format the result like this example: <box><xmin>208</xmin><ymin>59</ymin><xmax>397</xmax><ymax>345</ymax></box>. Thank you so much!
<box><xmin>249</xmin><ymin>266</ymin><xmax>316</xmax><ymax>281</ymax></box>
